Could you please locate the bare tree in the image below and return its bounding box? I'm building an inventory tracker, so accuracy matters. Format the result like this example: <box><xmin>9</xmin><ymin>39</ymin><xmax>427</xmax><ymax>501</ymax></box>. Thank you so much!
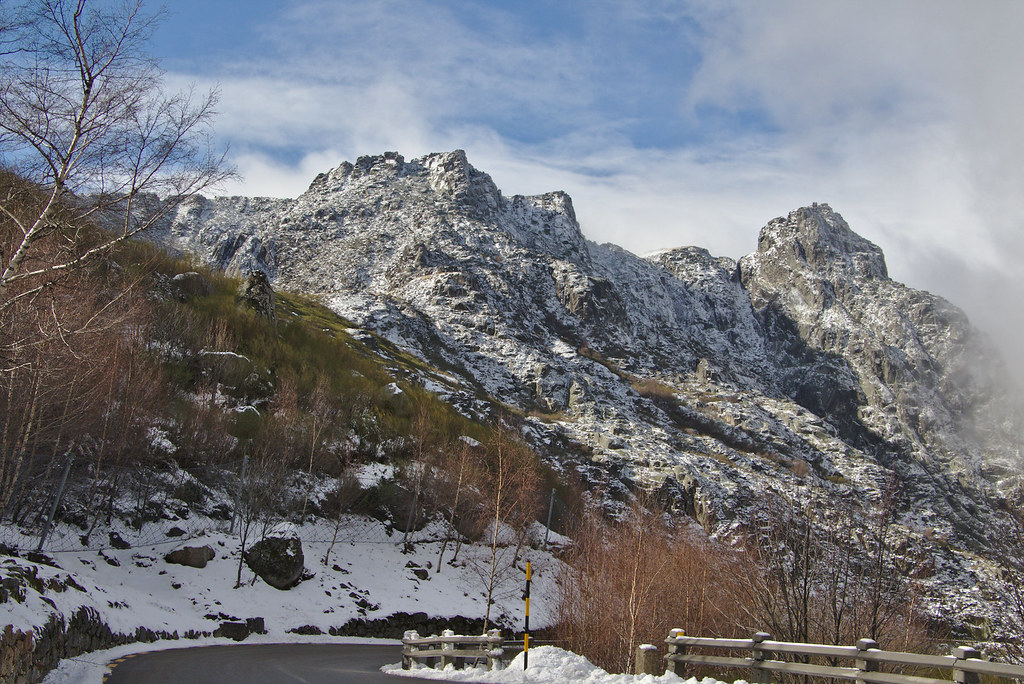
<box><xmin>460</xmin><ymin>425</ymin><xmax>541</xmax><ymax>632</ymax></box>
<box><xmin>554</xmin><ymin>493</ymin><xmax>749</xmax><ymax>674</ymax></box>
<box><xmin>435</xmin><ymin>440</ymin><xmax>480</xmax><ymax>570</ymax></box>
<box><xmin>299</xmin><ymin>374</ymin><xmax>336</xmax><ymax>521</ymax></box>
<box><xmin>233</xmin><ymin>428</ymin><xmax>288</xmax><ymax>588</ymax></box>
<box><xmin>740</xmin><ymin>490</ymin><xmax>930</xmax><ymax>654</ymax></box>
<box><xmin>0</xmin><ymin>0</ymin><xmax>233</xmax><ymax>308</ymax></box>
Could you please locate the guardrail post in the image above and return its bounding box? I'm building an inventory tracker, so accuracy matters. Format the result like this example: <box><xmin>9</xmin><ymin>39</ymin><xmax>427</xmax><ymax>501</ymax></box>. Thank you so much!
<box><xmin>636</xmin><ymin>644</ymin><xmax>660</xmax><ymax>675</ymax></box>
<box><xmin>485</xmin><ymin>629</ymin><xmax>503</xmax><ymax>670</ymax></box>
<box><xmin>855</xmin><ymin>638</ymin><xmax>879</xmax><ymax>684</ymax></box>
<box><xmin>952</xmin><ymin>646</ymin><xmax>981</xmax><ymax>684</ymax></box>
<box><xmin>750</xmin><ymin>632</ymin><xmax>772</xmax><ymax>684</ymax></box>
<box><xmin>403</xmin><ymin>630</ymin><xmax>419</xmax><ymax>670</ymax></box>
<box><xmin>441</xmin><ymin>629</ymin><xmax>454</xmax><ymax>669</ymax></box>
<box><xmin>665</xmin><ymin>628</ymin><xmax>685</xmax><ymax>676</ymax></box>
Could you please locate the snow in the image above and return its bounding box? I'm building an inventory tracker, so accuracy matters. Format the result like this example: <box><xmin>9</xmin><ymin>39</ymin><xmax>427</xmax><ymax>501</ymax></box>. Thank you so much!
<box><xmin>146</xmin><ymin>427</ymin><xmax>176</xmax><ymax>454</ymax></box>
<box><xmin>382</xmin><ymin>645</ymin><xmax>738</xmax><ymax>684</ymax></box>
<box><xmin>198</xmin><ymin>350</ymin><xmax>252</xmax><ymax>362</ymax></box>
<box><xmin>354</xmin><ymin>461</ymin><xmax>395</xmax><ymax>486</ymax></box>
<box><xmin>3</xmin><ymin>515</ymin><xmax>563</xmax><ymax>669</ymax></box>
<box><xmin>265</xmin><ymin>522</ymin><xmax>299</xmax><ymax>540</ymax></box>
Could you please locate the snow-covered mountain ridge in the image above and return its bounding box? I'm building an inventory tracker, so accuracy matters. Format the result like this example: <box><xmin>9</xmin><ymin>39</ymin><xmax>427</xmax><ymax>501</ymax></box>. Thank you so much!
<box><xmin>156</xmin><ymin>149</ymin><xmax>1024</xmax><ymax>636</ymax></box>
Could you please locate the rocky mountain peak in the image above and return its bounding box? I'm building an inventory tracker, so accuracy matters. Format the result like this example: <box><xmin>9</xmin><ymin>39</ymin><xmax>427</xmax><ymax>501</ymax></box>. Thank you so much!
<box><xmin>157</xmin><ymin>151</ymin><xmax>1024</xmax><ymax>636</ymax></box>
<box><xmin>754</xmin><ymin>203</ymin><xmax>889</xmax><ymax>282</ymax></box>
<box><xmin>424</xmin><ymin>149</ymin><xmax>504</xmax><ymax>220</ymax></box>
<box><xmin>306</xmin><ymin>150</ymin><xmax>408</xmax><ymax>195</ymax></box>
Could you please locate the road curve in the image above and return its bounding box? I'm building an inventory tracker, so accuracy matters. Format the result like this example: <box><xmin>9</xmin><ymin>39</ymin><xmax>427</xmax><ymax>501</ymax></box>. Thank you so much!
<box><xmin>104</xmin><ymin>642</ymin><xmax>426</xmax><ymax>684</ymax></box>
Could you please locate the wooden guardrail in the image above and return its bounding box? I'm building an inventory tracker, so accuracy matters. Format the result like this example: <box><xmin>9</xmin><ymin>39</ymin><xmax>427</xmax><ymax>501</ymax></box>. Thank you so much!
<box><xmin>660</xmin><ymin>631</ymin><xmax>1024</xmax><ymax>683</ymax></box>
<box><xmin>401</xmin><ymin>629</ymin><xmax>505</xmax><ymax>671</ymax></box>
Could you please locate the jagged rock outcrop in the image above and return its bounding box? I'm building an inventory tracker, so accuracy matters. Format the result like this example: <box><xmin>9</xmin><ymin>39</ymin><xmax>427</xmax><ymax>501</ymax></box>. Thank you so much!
<box><xmin>740</xmin><ymin>204</ymin><xmax>1021</xmax><ymax>490</ymax></box>
<box><xmin>160</xmin><ymin>150</ymin><xmax>1024</xmax><ymax>635</ymax></box>
<box><xmin>238</xmin><ymin>270</ymin><xmax>276</xmax><ymax>323</ymax></box>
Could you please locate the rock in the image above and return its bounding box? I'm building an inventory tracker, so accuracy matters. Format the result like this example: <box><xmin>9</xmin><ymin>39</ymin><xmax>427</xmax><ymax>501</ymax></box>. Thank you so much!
<box><xmin>108</xmin><ymin>532</ymin><xmax>130</xmax><ymax>550</ymax></box>
<box><xmin>238</xmin><ymin>270</ymin><xmax>276</xmax><ymax>322</ymax></box>
<box><xmin>160</xmin><ymin>150</ymin><xmax>1024</xmax><ymax>638</ymax></box>
<box><xmin>695</xmin><ymin>358</ymin><xmax>717</xmax><ymax>383</ymax></box>
<box><xmin>212</xmin><ymin>232</ymin><xmax>278</xmax><ymax>277</ymax></box>
<box><xmin>169</xmin><ymin>271</ymin><xmax>212</xmax><ymax>300</ymax></box>
<box><xmin>164</xmin><ymin>545</ymin><xmax>215</xmax><ymax>569</ymax></box>
<box><xmin>217</xmin><ymin>621</ymin><xmax>249</xmax><ymax>641</ymax></box>
<box><xmin>244</xmin><ymin>523</ymin><xmax>304</xmax><ymax>590</ymax></box>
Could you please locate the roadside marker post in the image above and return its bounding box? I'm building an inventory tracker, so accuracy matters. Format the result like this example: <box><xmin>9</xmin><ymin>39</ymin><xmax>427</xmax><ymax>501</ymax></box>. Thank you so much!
<box><xmin>524</xmin><ymin>561</ymin><xmax>531</xmax><ymax>669</ymax></box>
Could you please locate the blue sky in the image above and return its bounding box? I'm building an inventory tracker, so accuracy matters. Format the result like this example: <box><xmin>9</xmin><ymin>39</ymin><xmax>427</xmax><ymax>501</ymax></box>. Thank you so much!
<box><xmin>151</xmin><ymin>0</ymin><xmax>1024</xmax><ymax>380</ymax></box>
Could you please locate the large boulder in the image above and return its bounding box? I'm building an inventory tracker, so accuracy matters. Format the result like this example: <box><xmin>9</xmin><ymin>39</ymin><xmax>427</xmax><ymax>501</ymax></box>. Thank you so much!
<box><xmin>244</xmin><ymin>523</ymin><xmax>304</xmax><ymax>590</ymax></box>
<box><xmin>170</xmin><ymin>271</ymin><xmax>213</xmax><ymax>301</ymax></box>
<box><xmin>238</xmin><ymin>270</ymin><xmax>276</xmax><ymax>322</ymax></box>
<box><xmin>164</xmin><ymin>545</ymin><xmax>215</xmax><ymax>569</ymax></box>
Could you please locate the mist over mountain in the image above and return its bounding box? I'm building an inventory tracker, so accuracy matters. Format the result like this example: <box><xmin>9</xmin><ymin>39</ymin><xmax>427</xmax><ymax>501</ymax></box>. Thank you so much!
<box><xmin>157</xmin><ymin>149</ymin><xmax>1024</xmax><ymax>637</ymax></box>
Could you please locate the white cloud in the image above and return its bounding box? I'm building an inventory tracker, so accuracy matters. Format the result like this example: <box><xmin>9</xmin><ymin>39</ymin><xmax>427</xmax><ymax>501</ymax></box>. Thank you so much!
<box><xmin>679</xmin><ymin>0</ymin><xmax>1024</xmax><ymax>381</ymax></box>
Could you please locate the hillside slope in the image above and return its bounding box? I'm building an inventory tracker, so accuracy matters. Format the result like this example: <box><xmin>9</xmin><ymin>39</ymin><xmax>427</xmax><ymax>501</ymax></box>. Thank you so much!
<box><xmin>159</xmin><ymin>150</ymin><xmax>1024</xmax><ymax>637</ymax></box>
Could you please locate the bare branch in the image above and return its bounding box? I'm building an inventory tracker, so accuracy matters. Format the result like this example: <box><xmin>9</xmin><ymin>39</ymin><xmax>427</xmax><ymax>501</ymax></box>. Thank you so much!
<box><xmin>0</xmin><ymin>0</ymin><xmax>235</xmax><ymax>303</ymax></box>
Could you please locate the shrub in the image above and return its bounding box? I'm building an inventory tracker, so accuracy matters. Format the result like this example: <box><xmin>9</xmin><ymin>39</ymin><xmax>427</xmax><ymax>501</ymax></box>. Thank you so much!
<box><xmin>553</xmin><ymin>495</ymin><xmax>750</xmax><ymax>674</ymax></box>
<box><xmin>632</xmin><ymin>377</ymin><xmax>678</xmax><ymax>402</ymax></box>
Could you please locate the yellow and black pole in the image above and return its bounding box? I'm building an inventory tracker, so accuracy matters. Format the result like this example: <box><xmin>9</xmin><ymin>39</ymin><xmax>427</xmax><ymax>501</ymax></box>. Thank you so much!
<box><xmin>524</xmin><ymin>561</ymin><xmax>531</xmax><ymax>669</ymax></box>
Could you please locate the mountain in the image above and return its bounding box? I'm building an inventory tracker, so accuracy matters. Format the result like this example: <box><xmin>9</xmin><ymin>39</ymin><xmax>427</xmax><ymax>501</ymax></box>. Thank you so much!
<box><xmin>155</xmin><ymin>149</ymin><xmax>1024</xmax><ymax>637</ymax></box>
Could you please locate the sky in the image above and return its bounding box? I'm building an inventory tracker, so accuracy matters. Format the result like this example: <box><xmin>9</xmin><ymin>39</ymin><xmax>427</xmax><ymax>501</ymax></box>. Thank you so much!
<box><xmin>150</xmin><ymin>0</ymin><xmax>1024</xmax><ymax>384</ymax></box>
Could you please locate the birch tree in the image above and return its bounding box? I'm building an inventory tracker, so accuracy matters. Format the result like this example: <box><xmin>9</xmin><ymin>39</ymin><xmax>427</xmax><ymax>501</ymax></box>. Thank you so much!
<box><xmin>467</xmin><ymin>426</ymin><xmax>541</xmax><ymax>632</ymax></box>
<box><xmin>0</xmin><ymin>0</ymin><xmax>232</xmax><ymax>308</ymax></box>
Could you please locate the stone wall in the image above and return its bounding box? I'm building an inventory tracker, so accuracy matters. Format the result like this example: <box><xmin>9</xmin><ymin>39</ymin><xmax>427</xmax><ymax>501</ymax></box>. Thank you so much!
<box><xmin>328</xmin><ymin>612</ymin><xmax>508</xmax><ymax>639</ymax></box>
<box><xmin>0</xmin><ymin>608</ymin><xmax>176</xmax><ymax>684</ymax></box>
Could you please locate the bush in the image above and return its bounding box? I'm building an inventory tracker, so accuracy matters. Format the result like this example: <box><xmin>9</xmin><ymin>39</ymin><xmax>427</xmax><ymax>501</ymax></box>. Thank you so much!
<box><xmin>632</xmin><ymin>377</ymin><xmax>678</xmax><ymax>402</ymax></box>
<box><xmin>553</xmin><ymin>495</ymin><xmax>750</xmax><ymax>674</ymax></box>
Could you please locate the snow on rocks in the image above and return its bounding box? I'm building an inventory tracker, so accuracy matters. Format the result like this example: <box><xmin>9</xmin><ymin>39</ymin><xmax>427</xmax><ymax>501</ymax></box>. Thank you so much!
<box><xmin>3</xmin><ymin>514</ymin><xmax>564</xmax><ymax>645</ymax></box>
<box><xmin>158</xmin><ymin>150</ymin><xmax>1024</xmax><ymax>635</ymax></box>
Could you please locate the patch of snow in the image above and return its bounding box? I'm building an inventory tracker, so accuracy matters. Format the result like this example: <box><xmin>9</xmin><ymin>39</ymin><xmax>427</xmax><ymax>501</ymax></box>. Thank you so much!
<box><xmin>382</xmin><ymin>645</ymin><xmax>736</xmax><ymax>684</ymax></box>
<box><xmin>198</xmin><ymin>350</ymin><xmax>252</xmax><ymax>362</ymax></box>
<box><xmin>354</xmin><ymin>462</ymin><xmax>395</xmax><ymax>487</ymax></box>
<box><xmin>266</xmin><ymin>522</ymin><xmax>299</xmax><ymax>540</ymax></box>
<box><xmin>146</xmin><ymin>427</ymin><xmax>176</xmax><ymax>455</ymax></box>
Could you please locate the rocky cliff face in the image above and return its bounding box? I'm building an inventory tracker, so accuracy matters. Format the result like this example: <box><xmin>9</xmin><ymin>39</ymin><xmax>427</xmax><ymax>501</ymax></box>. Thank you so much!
<box><xmin>158</xmin><ymin>150</ymin><xmax>1024</xmax><ymax>637</ymax></box>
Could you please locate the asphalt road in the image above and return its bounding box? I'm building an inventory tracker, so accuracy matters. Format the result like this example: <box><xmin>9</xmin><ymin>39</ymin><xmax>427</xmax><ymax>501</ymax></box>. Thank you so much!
<box><xmin>104</xmin><ymin>642</ymin><xmax>430</xmax><ymax>684</ymax></box>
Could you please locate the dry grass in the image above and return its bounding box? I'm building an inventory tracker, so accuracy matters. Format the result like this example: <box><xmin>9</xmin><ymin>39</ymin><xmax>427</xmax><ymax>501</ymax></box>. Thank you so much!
<box><xmin>632</xmin><ymin>377</ymin><xmax>678</xmax><ymax>402</ymax></box>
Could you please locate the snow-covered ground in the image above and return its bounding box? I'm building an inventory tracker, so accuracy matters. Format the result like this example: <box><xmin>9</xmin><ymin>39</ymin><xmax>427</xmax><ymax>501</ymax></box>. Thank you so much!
<box><xmin>386</xmin><ymin>645</ymin><xmax>737</xmax><ymax>684</ymax></box>
<box><xmin>2</xmin><ymin>515</ymin><xmax>566</xmax><ymax>681</ymax></box>
<box><xmin>2</xmin><ymin>516</ymin><xmax>561</xmax><ymax>638</ymax></box>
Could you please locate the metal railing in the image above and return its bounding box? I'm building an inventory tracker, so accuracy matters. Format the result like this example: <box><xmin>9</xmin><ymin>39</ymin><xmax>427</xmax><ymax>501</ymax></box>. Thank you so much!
<box><xmin>402</xmin><ymin>629</ymin><xmax>505</xmax><ymax>671</ymax></box>
<box><xmin>661</xmin><ymin>631</ymin><xmax>1024</xmax><ymax>683</ymax></box>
